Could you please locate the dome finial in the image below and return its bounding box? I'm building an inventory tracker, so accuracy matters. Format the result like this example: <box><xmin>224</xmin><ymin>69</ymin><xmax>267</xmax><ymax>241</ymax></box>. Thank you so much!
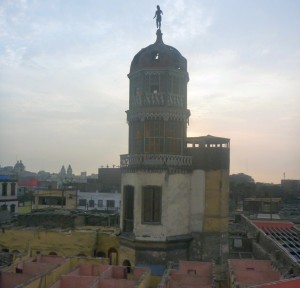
<box><xmin>155</xmin><ymin>29</ymin><xmax>163</xmax><ymax>43</ymax></box>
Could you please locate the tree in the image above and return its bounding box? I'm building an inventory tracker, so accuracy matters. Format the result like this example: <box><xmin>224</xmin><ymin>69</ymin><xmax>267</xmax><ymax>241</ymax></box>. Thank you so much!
<box><xmin>229</xmin><ymin>173</ymin><xmax>256</xmax><ymax>211</ymax></box>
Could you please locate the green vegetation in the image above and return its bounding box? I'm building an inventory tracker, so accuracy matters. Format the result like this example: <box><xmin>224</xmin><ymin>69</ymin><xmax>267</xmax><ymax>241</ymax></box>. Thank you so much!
<box><xmin>18</xmin><ymin>201</ymin><xmax>32</xmax><ymax>214</ymax></box>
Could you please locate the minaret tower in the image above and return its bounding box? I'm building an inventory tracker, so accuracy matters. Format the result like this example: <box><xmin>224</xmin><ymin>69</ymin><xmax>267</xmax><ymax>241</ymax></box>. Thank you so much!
<box><xmin>120</xmin><ymin>28</ymin><xmax>193</xmax><ymax>265</ymax></box>
<box><xmin>119</xmin><ymin>10</ymin><xmax>230</xmax><ymax>274</ymax></box>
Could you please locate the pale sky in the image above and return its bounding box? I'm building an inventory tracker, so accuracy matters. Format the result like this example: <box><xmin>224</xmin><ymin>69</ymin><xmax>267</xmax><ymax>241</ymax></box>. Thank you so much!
<box><xmin>0</xmin><ymin>0</ymin><xmax>299</xmax><ymax>183</ymax></box>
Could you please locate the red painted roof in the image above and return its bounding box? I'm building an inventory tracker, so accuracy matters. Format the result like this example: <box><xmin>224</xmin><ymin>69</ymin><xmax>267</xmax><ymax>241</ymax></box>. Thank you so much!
<box><xmin>230</xmin><ymin>259</ymin><xmax>274</xmax><ymax>271</ymax></box>
<box><xmin>18</xmin><ymin>179</ymin><xmax>39</xmax><ymax>187</ymax></box>
<box><xmin>161</xmin><ymin>261</ymin><xmax>213</xmax><ymax>288</ymax></box>
<box><xmin>252</xmin><ymin>220</ymin><xmax>294</xmax><ymax>230</ymax></box>
<box><xmin>229</xmin><ymin>259</ymin><xmax>281</xmax><ymax>287</ymax></box>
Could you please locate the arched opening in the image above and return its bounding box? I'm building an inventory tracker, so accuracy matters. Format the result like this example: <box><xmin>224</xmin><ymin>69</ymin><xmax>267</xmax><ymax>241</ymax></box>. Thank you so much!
<box><xmin>108</xmin><ymin>248</ymin><xmax>118</xmax><ymax>265</ymax></box>
<box><xmin>2</xmin><ymin>248</ymin><xmax>9</xmax><ymax>252</ymax></box>
<box><xmin>16</xmin><ymin>267</ymin><xmax>23</xmax><ymax>274</ymax></box>
<box><xmin>49</xmin><ymin>251</ymin><xmax>57</xmax><ymax>256</ymax></box>
<box><xmin>122</xmin><ymin>259</ymin><xmax>132</xmax><ymax>274</ymax></box>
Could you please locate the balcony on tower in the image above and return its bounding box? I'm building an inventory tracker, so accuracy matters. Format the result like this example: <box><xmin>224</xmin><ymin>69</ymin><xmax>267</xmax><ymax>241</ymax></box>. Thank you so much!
<box><xmin>120</xmin><ymin>153</ymin><xmax>192</xmax><ymax>171</ymax></box>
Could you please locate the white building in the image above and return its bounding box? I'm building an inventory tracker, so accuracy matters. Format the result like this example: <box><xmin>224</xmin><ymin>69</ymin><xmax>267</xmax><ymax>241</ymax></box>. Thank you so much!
<box><xmin>0</xmin><ymin>175</ymin><xmax>18</xmax><ymax>213</ymax></box>
<box><xmin>77</xmin><ymin>191</ymin><xmax>120</xmax><ymax>212</ymax></box>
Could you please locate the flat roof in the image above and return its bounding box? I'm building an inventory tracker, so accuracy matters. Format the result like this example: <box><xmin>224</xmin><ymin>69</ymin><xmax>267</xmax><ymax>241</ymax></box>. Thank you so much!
<box><xmin>187</xmin><ymin>135</ymin><xmax>230</xmax><ymax>144</ymax></box>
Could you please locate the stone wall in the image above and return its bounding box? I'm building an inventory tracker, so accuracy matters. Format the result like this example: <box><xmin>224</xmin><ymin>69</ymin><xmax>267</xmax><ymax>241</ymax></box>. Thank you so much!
<box><xmin>17</xmin><ymin>210</ymin><xmax>119</xmax><ymax>228</ymax></box>
<box><xmin>189</xmin><ymin>232</ymin><xmax>229</xmax><ymax>263</ymax></box>
<box><xmin>0</xmin><ymin>227</ymin><xmax>120</xmax><ymax>261</ymax></box>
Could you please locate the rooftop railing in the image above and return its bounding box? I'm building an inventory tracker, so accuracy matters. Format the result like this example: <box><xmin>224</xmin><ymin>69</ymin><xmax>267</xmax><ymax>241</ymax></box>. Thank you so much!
<box><xmin>120</xmin><ymin>154</ymin><xmax>192</xmax><ymax>169</ymax></box>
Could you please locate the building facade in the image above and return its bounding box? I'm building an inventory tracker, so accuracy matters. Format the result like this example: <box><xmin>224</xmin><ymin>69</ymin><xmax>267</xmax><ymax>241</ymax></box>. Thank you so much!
<box><xmin>0</xmin><ymin>175</ymin><xmax>18</xmax><ymax>213</ymax></box>
<box><xmin>33</xmin><ymin>189</ymin><xmax>77</xmax><ymax>210</ymax></box>
<box><xmin>77</xmin><ymin>191</ymin><xmax>121</xmax><ymax>212</ymax></box>
<box><xmin>119</xmin><ymin>28</ymin><xmax>230</xmax><ymax>270</ymax></box>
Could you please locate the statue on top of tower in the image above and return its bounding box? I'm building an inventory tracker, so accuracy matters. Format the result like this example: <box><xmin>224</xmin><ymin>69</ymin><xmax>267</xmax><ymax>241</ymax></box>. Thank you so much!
<box><xmin>153</xmin><ymin>5</ymin><xmax>163</xmax><ymax>29</ymax></box>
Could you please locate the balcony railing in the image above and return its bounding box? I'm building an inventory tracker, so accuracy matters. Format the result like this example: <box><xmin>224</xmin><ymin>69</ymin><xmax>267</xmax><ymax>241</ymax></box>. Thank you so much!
<box><xmin>120</xmin><ymin>154</ymin><xmax>192</xmax><ymax>169</ymax></box>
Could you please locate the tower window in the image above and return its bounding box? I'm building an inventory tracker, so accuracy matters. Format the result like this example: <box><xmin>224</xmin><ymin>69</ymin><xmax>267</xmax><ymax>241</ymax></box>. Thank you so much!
<box><xmin>129</xmin><ymin>122</ymin><xmax>143</xmax><ymax>154</ymax></box>
<box><xmin>144</xmin><ymin>121</ymin><xmax>164</xmax><ymax>153</ymax></box>
<box><xmin>151</xmin><ymin>85</ymin><xmax>159</xmax><ymax>94</ymax></box>
<box><xmin>171</xmin><ymin>76</ymin><xmax>180</xmax><ymax>94</ymax></box>
<box><xmin>165</xmin><ymin>121</ymin><xmax>183</xmax><ymax>154</ymax></box>
<box><xmin>146</xmin><ymin>74</ymin><xmax>160</xmax><ymax>95</ymax></box>
<box><xmin>134</xmin><ymin>87</ymin><xmax>140</xmax><ymax>96</ymax></box>
<box><xmin>152</xmin><ymin>51</ymin><xmax>159</xmax><ymax>61</ymax></box>
<box><xmin>142</xmin><ymin>186</ymin><xmax>162</xmax><ymax>224</ymax></box>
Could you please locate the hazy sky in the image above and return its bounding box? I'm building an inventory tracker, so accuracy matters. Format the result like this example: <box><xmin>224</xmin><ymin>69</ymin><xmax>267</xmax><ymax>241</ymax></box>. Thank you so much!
<box><xmin>0</xmin><ymin>0</ymin><xmax>299</xmax><ymax>183</ymax></box>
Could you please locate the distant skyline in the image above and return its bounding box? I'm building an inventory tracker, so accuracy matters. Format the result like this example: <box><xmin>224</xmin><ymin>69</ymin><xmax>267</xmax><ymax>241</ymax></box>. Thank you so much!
<box><xmin>0</xmin><ymin>0</ymin><xmax>299</xmax><ymax>183</ymax></box>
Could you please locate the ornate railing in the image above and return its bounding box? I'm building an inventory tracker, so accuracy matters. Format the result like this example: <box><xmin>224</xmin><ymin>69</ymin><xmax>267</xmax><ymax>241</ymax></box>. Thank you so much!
<box><xmin>120</xmin><ymin>154</ymin><xmax>192</xmax><ymax>169</ymax></box>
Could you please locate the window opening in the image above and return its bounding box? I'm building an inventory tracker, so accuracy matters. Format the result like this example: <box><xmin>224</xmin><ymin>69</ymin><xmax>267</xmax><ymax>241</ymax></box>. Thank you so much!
<box><xmin>2</xmin><ymin>183</ymin><xmax>7</xmax><ymax>196</ymax></box>
<box><xmin>147</xmin><ymin>74</ymin><xmax>160</xmax><ymax>95</ymax></box>
<box><xmin>142</xmin><ymin>186</ymin><xmax>162</xmax><ymax>223</ymax></box>
<box><xmin>144</xmin><ymin>121</ymin><xmax>164</xmax><ymax>153</ymax></box>
<box><xmin>107</xmin><ymin>200</ymin><xmax>115</xmax><ymax>209</ymax></box>
<box><xmin>39</xmin><ymin>196</ymin><xmax>66</xmax><ymax>206</ymax></box>
<box><xmin>151</xmin><ymin>85</ymin><xmax>159</xmax><ymax>94</ymax></box>
<box><xmin>11</xmin><ymin>183</ymin><xmax>16</xmax><ymax>196</ymax></box>
<box><xmin>152</xmin><ymin>51</ymin><xmax>159</xmax><ymax>61</ymax></box>
<box><xmin>78</xmin><ymin>199</ymin><xmax>87</xmax><ymax>207</ymax></box>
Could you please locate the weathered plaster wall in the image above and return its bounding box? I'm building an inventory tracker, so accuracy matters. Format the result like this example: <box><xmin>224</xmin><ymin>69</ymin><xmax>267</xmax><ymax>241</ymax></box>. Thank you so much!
<box><xmin>190</xmin><ymin>170</ymin><xmax>205</xmax><ymax>232</ymax></box>
<box><xmin>164</xmin><ymin>173</ymin><xmax>191</xmax><ymax>238</ymax></box>
<box><xmin>121</xmin><ymin>171</ymin><xmax>191</xmax><ymax>241</ymax></box>
<box><xmin>203</xmin><ymin>170</ymin><xmax>229</xmax><ymax>233</ymax></box>
<box><xmin>0</xmin><ymin>228</ymin><xmax>96</xmax><ymax>256</ymax></box>
<box><xmin>119</xmin><ymin>244</ymin><xmax>136</xmax><ymax>267</ymax></box>
<box><xmin>33</xmin><ymin>190</ymin><xmax>77</xmax><ymax>210</ymax></box>
<box><xmin>0</xmin><ymin>228</ymin><xmax>119</xmax><ymax>262</ymax></box>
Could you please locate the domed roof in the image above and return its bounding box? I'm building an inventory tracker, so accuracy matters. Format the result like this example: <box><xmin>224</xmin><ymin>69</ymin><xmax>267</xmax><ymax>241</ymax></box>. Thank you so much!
<box><xmin>129</xmin><ymin>29</ymin><xmax>187</xmax><ymax>74</ymax></box>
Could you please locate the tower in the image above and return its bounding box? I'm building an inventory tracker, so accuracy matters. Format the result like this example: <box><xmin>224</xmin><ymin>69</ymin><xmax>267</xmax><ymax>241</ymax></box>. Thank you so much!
<box><xmin>120</xmin><ymin>29</ymin><xmax>192</xmax><ymax>263</ymax></box>
<box><xmin>67</xmin><ymin>164</ymin><xmax>73</xmax><ymax>178</ymax></box>
<box><xmin>119</xmin><ymin>28</ymin><xmax>230</xmax><ymax>272</ymax></box>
